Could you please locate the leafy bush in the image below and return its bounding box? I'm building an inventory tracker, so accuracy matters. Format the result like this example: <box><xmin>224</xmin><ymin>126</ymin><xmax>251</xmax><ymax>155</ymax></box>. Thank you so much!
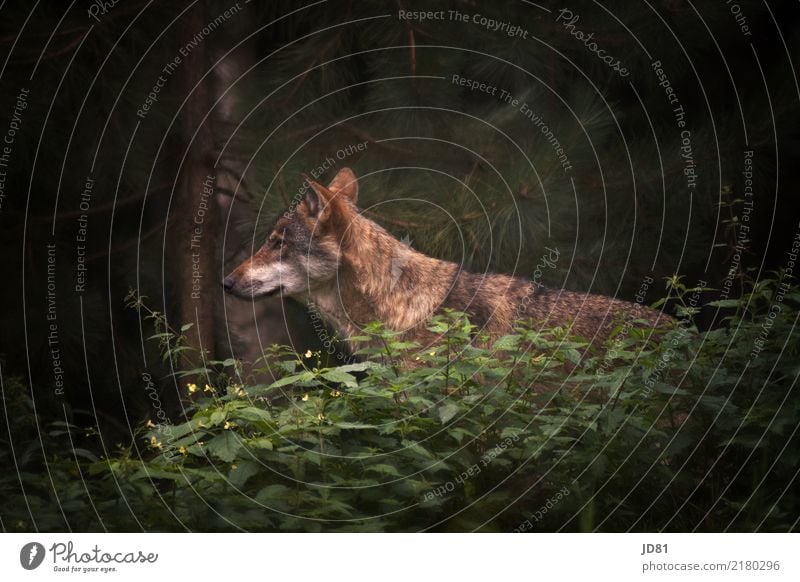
<box><xmin>2</xmin><ymin>278</ymin><xmax>798</xmax><ymax>531</ymax></box>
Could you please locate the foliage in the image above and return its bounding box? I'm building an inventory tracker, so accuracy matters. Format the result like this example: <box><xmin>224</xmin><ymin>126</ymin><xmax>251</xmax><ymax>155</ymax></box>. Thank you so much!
<box><xmin>2</xmin><ymin>278</ymin><xmax>798</xmax><ymax>532</ymax></box>
<box><xmin>2</xmin><ymin>0</ymin><xmax>797</xmax><ymax>460</ymax></box>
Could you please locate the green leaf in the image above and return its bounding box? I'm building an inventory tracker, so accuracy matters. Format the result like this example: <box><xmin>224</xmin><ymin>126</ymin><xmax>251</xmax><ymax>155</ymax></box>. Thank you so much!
<box><xmin>130</xmin><ymin>466</ymin><xmax>183</xmax><ymax>482</ymax></box>
<box><xmin>209</xmin><ymin>410</ymin><xmax>226</xmax><ymax>426</ymax></box>
<box><xmin>402</xmin><ymin>439</ymin><xmax>435</xmax><ymax>460</ymax></box>
<box><xmin>206</xmin><ymin>432</ymin><xmax>242</xmax><ymax>463</ymax></box>
<box><xmin>333</xmin><ymin>362</ymin><xmax>382</xmax><ymax>373</ymax></box>
<box><xmin>268</xmin><ymin>371</ymin><xmax>316</xmax><ymax>389</ymax></box>
<box><xmin>256</xmin><ymin>484</ymin><xmax>292</xmax><ymax>503</ymax></box>
<box><xmin>366</xmin><ymin>463</ymin><xmax>402</xmax><ymax>477</ymax></box>
<box><xmin>438</xmin><ymin>402</ymin><xmax>461</xmax><ymax>424</ymax></box>
<box><xmin>234</xmin><ymin>406</ymin><xmax>275</xmax><ymax>428</ymax></box>
<box><xmin>70</xmin><ymin>448</ymin><xmax>100</xmax><ymax>462</ymax></box>
<box><xmin>499</xmin><ymin>427</ymin><xmax>524</xmax><ymax>441</ymax></box>
<box><xmin>228</xmin><ymin>460</ymin><xmax>260</xmax><ymax>488</ymax></box>
<box><xmin>335</xmin><ymin>422</ymin><xmax>377</xmax><ymax>430</ymax></box>
<box><xmin>247</xmin><ymin>437</ymin><xmax>274</xmax><ymax>450</ymax></box>
<box><xmin>493</xmin><ymin>334</ymin><xmax>521</xmax><ymax>350</ymax></box>
<box><xmin>450</xmin><ymin>427</ymin><xmax>478</xmax><ymax>443</ymax></box>
<box><xmin>706</xmin><ymin>299</ymin><xmax>742</xmax><ymax>308</ymax></box>
<box><xmin>320</xmin><ymin>369</ymin><xmax>358</xmax><ymax>388</ymax></box>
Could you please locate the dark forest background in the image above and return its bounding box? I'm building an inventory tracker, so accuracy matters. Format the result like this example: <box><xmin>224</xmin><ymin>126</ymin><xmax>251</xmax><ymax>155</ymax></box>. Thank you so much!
<box><xmin>0</xmin><ymin>0</ymin><xmax>799</xmax><ymax>531</ymax></box>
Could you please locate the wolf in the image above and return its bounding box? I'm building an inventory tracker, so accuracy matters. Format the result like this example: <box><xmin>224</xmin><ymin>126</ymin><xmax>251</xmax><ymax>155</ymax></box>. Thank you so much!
<box><xmin>223</xmin><ymin>168</ymin><xmax>671</xmax><ymax>354</ymax></box>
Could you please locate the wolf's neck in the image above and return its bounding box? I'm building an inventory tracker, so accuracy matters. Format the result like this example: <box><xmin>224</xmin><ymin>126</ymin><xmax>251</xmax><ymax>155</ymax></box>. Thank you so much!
<box><xmin>305</xmin><ymin>214</ymin><xmax>457</xmax><ymax>341</ymax></box>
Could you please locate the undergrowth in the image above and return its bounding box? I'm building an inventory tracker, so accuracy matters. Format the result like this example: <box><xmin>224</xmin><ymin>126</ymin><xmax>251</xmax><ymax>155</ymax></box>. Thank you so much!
<box><xmin>2</xmin><ymin>277</ymin><xmax>798</xmax><ymax>532</ymax></box>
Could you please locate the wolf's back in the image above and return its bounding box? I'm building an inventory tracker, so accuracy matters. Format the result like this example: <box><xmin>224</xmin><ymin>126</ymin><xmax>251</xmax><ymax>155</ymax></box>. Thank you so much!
<box><xmin>444</xmin><ymin>269</ymin><xmax>669</xmax><ymax>341</ymax></box>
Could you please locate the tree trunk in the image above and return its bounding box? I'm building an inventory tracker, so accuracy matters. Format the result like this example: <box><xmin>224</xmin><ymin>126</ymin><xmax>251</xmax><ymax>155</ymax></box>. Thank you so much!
<box><xmin>170</xmin><ymin>0</ymin><xmax>217</xmax><ymax>365</ymax></box>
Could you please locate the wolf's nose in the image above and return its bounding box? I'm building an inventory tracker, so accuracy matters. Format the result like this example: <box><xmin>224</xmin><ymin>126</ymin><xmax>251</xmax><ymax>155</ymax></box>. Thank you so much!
<box><xmin>222</xmin><ymin>276</ymin><xmax>234</xmax><ymax>292</ymax></box>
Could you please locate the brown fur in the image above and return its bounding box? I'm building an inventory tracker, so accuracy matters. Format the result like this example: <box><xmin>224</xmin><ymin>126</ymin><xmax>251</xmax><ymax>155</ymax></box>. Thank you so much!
<box><xmin>223</xmin><ymin>168</ymin><xmax>672</xmax><ymax>354</ymax></box>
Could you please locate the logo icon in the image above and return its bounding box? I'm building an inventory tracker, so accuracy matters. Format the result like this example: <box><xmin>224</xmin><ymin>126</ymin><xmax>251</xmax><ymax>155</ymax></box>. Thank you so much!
<box><xmin>20</xmin><ymin>542</ymin><xmax>45</xmax><ymax>570</ymax></box>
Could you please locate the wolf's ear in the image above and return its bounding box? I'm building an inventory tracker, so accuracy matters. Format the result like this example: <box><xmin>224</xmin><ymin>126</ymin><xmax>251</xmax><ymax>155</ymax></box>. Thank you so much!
<box><xmin>327</xmin><ymin>167</ymin><xmax>358</xmax><ymax>204</ymax></box>
<box><xmin>303</xmin><ymin>186</ymin><xmax>320</xmax><ymax>216</ymax></box>
<box><xmin>303</xmin><ymin>181</ymin><xmax>324</xmax><ymax>217</ymax></box>
<box><xmin>302</xmin><ymin>177</ymin><xmax>337</xmax><ymax>220</ymax></box>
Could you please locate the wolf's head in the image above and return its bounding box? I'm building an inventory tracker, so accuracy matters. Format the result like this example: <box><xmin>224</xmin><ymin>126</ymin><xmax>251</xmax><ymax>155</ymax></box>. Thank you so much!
<box><xmin>223</xmin><ymin>168</ymin><xmax>359</xmax><ymax>299</ymax></box>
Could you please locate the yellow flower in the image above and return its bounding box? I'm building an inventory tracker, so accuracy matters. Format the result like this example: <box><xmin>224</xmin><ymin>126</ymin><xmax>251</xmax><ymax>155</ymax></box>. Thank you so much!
<box><xmin>429</xmin><ymin>351</ymin><xmax>436</xmax><ymax>356</ymax></box>
<box><xmin>187</xmin><ymin>383</ymin><xmax>198</xmax><ymax>394</ymax></box>
<box><xmin>304</xmin><ymin>350</ymin><xmax>313</xmax><ymax>358</ymax></box>
<box><xmin>227</xmin><ymin>384</ymin><xmax>246</xmax><ymax>397</ymax></box>
<box><xmin>317</xmin><ymin>413</ymin><xmax>326</xmax><ymax>421</ymax></box>
<box><xmin>178</xmin><ymin>446</ymin><xmax>187</xmax><ymax>455</ymax></box>
<box><xmin>204</xmin><ymin>384</ymin><xmax>214</xmax><ymax>393</ymax></box>
<box><xmin>330</xmin><ymin>390</ymin><xmax>342</xmax><ymax>398</ymax></box>
<box><xmin>149</xmin><ymin>436</ymin><xmax>162</xmax><ymax>450</ymax></box>
<box><xmin>302</xmin><ymin>393</ymin><xmax>309</xmax><ymax>401</ymax></box>
<box><xmin>223</xmin><ymin>421</ymin><xmax>233</xmax><ymax>430</ymax></box>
